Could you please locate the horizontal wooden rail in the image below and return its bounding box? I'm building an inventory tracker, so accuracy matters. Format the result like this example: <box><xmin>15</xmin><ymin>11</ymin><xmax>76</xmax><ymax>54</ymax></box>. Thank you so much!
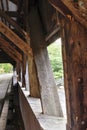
<box><xmin>18</xmin><ymin>86</ymin><xmax>43</xmax><ymax>130</ymax></box>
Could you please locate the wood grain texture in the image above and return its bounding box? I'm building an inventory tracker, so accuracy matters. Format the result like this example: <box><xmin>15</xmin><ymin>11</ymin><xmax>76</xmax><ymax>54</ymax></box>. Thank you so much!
<box><xmin>0</xmin><ymin>21</ymin><xmax>32</xmax><ymax>56</ymax></box>
<box><xmin>61</xmin><ymin>17</ymin><xmax>87</xmax><ymax>130</ymax></box>
<box><xmin>35</xmin><ymin>48</ymin><xmax>63</xmax><ymax>117</ymax></box>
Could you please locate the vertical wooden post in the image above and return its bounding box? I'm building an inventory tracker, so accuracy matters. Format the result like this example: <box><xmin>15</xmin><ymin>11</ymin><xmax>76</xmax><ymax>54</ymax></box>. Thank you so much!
<box><xmin>60</xmin><ymin>17</ymin><xmax>87</xmax><ymax>130</ymax></box>
<box><xmin>28</xmin><ymin>56</ymin><xmax>41</xmax><ymax>97</ymax></box>
<box><xmin>35</xmin><ymin>48</ymin><xmax>63</xmax><ymax>116</ymax></box>
<box><xmin>29</xmin><ymin>6</ymin><xmax>63</xmax><ymax>116</ymax></box>
<box><xmin>22</xmin><ymin>54</ymin><xmax>26</xmax><ymax>87</ymax></box>
<box><xmin>22</xmin><ymin>0</ymin><xmax>41</xmax><ymax>97</ymax></box>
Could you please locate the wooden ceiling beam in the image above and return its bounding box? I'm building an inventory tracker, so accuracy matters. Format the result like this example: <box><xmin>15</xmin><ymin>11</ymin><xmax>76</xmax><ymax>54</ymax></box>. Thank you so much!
<box><xmin>49</xmin><ymin>0</ymin><xmax>71</xmax><ymax>16</ymax></box>
<box><xmin>49</xmin><ymin>0</ymin><xmax>87</xmax><ymax>29</ymax></box>
<box><xmin>0</xmin><ymin>37</ymin><xmax>22</xmax><ymax>62</ymax></box>
<box><xmin>0</xmin><ymin>21</ymin><xmax>32</xmax><ymax>56</ymax></box>
<box><xmin>0</xmin><ymin>9</ymin><xmax>27</xmax><ymax>38</ymax></box>
<box><xmin>61</xmin><ymin>0</ymin><xmax>87</xmax><ymax>29</ymax></box>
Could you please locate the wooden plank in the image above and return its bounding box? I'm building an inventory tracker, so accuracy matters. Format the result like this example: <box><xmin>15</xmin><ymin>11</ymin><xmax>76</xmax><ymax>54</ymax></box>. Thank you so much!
<box><xmin>0</xmin><ymin>78</ymin><xmax>12</xmax><ymax>130</ymax></box>
<box><xmin>0</xmin><ymin>37</ymin><xmax>22</xmax><ymax>62</ymax></box>
<box><xmin>0</xmin><ymin>21</ymin><xmax>32</xmax><ymax>56</ymax></box>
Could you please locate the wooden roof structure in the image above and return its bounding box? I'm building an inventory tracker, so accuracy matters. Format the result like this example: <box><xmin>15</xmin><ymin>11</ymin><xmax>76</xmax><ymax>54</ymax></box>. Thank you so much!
<box><xmin>0</xmin><ymin>1</ymin><xmax>87</xmax><ymax>130</ymax></box>
<box><xmin>0</xmin><ymin>0</ymin><xmax>87</xmax><ymax>64</ymax></box>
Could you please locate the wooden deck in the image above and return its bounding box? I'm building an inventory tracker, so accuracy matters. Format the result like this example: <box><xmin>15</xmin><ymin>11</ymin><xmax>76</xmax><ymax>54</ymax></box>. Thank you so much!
<box><xmin>0</xmin><ymin>74</ymin><xmax>12</xmax><ymax>114</ymax></box>
<box><xmin>0</xmin><ymin>74</ymin><xmax>12</xmax><ymax>130</ymax></box>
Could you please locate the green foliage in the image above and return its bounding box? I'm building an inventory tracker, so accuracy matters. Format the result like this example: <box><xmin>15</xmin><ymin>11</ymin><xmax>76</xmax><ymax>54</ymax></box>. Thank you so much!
<box><xmin>0</xmin><ymin>63</ymin><xmax>13</xmax><ymax>74</ymax></box>
<box><xmin>47</xmin><ymin>39</ymin><xmax>63</xmax><ymax>79</ymax></box>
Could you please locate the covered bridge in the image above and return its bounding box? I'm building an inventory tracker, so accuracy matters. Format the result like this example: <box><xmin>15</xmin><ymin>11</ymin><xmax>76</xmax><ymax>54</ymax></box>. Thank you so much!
<box><xmin>0</xmin><ymin>0</ymin><xmax>87</xmax><ymax>130</ymax></box>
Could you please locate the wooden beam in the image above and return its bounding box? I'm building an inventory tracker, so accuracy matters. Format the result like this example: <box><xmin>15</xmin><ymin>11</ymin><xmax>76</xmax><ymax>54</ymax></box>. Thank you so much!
<box><xmin>1</xmin><ymin>0</ymin><xmax>4</xmax><ymax>11</ymax></box>
<box><xmin>62</xmin><ymin>0</ymin><xmax>87</xmax><ymax>28</ymax></box>
<box><xmin>61</xmin><ymin>0</ymin><xmax>87</xmax><ymax>29</ymax></box>
<box><xmin>0</xmin><ymin>37</ymin><xmax>22</xmax><ymax>62</ymax></box>
<box><xmin>6</xmin><ymin>0</ymin><xmax>9</xmax><ymax>11</ymax></box>
<box><xmin>49</xmin><ymin>0</ymin><xmax>71</xmax><ymax>16</ymax></box>
<box><xmin>0</xmin><ymin>9</ymin><xmax>27</xmax><ymax>39</ymax></box>
<box><xmin>45</xmin><ymin>26</ymin><xmax>60</xmax><ymax>42</ymax></box>
<box><xmin>0</xmin><ymin>21</ymin><xmax>32</xmax><ymax>56</ymax></box>
<box><xmin>22</xmin><ymin>54</ymin><xmax>27</xmax><ymax>87</ymax></box>
<box><xmin>60</xmin><ymin>17</ymin><xmax>87</xmax><ymax>130</ymax></box>
<box><xmin>5</xmin><ymin>11</ymin><xmax>18</xmax><ymax>17</ymax></box>
<box><xmin>49</xmin><ymin>0</ymin><xmax>87</xmax><ymax>29</ymax></box>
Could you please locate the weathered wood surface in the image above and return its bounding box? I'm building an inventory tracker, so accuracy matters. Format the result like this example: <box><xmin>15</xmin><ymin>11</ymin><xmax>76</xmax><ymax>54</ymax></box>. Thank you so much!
<box><xmin>61</xmin><ymin>18</ymin><xmax>87</xmax><ymax>130</ymax></box>
<box><xmin>19</xmin><ymin>87</ymin><xmax>43</xmax><ymax>130</ymax></box>
<box><xmin>0</xmin><ymin>21</ymin><xmax>32</xmax><ymax>56</ymax></box>
<box><xmin>21</xmin><ymin>88</ymin><xmax>66</xmax><ymax>130</ymax></box>
<box><xmin>35</xmin><ymin>48</ymin><xmax>63</xmax><ymax>117</ymax></box>
<box><xmin>22</xmin><ymin>54</ymin><xmax>26</xmax><ymax>87</ymax></box>
<box><xmin>49</xmin><ymin>0</ymin><xmax>87</xmax><ymax>29</ymax></box>
<box><xmin>28</xmin><ymin>57</ymin><xmax>41</xmax><ymax>98</ymax></box>
<box><xmin>29</xmin><ymin>6</ymin><xmax>63</xmax><ymax>116</ymax></box>
<box><xmin>0</xmin><ymin>9</ymin><xmax>26</xmax><ymax>38</ymax></box>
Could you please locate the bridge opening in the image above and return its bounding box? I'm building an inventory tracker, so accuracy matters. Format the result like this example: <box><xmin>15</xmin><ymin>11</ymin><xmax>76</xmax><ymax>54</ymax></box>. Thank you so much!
<box><xmin>47</xmin><ymin>38</ymin><xmax>67</xmax><ymax>119</ymax></box>
<box><xmin>0</xmin><ymin>63</ymin><xmax>13</xmax><ymax>74</ymax></box>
